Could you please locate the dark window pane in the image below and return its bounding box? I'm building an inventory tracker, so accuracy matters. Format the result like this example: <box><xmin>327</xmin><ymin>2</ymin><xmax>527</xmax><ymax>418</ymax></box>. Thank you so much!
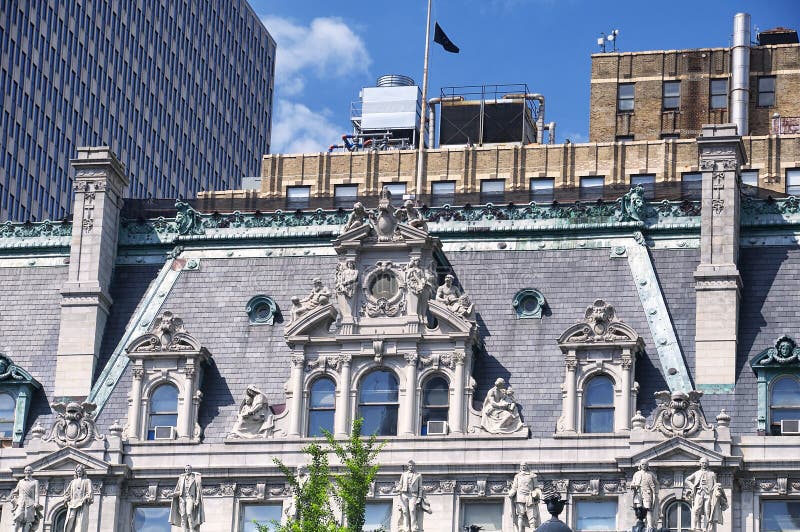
<box><xmin>0</xmin><ymin>393</ymin><xmax>14</xmax><ymax>421</ymax></box>
<box><xmin>710</xmin><ymin>79</ymin><xmax>728</xmax><ymax>109</ymax></box>
<box><xmin>480</xmin><ymin>180</ymin><xmax>505</xmax><ymax>204</ymax></box>
<box><xmin>762</xmin><ymin>500</ymin><xmax>800</xmax><ymax>532</ymax></box>
<box><xmin>631</xmin><ymin>175</ymin><xmax>655</xmax><ymax>199</ymax></box>
<box><xmin>334</xmin><ymin>185</ymin><xmax>358</xmax><ymax>208</ymax></box>
<box><xmin>682</xmin><ymin>172</ymin><xmax>702</xmax><ymax>199</ymax></box>
<box><xmin>0</xmin><ymin>421</ymin><xmax>13</xmax><ymax>437</ymax></box>
<box><xmin>308</xmin><ymin>410</ymin><xmax>335</xmax><ymax>437</ymax></box>
<box><xmin>758</xmin><ymin>76</ymin><xmax>776</xmax><ymax>107</ymax></box>
<box><xmin>586</xmin><ymin>376</ymin><xmax>614</xmax><ymax>405</ymax></box>
<box><xmin>370</xmin><ymin>273</ymin><xmax>398</xmax><ymax>299</ymax></box>
<box><xmin>310</xmin><ymin>378</ymin><xmax>336</xmax><ymax>408</ymax></box>
<box><xmin>462</xmin><ymin>501</ymin><xmax>504</xmax><ymax>531</ymax></box>
<box><xmin>360</xmin><ymin>371</ymin><xmax>399</xmax><ymax>403</ymax></box>
<box><xmin>423</xmin><ymin>377</ymin><xmax>449</xmax><ymax>406</ymax></box>
<box><xmin>365</xmin><ymin>502</ymin><xmax>393</xmax><ymax>531</ymax></box>
<box><xmin>287</xmin><ymin>186</ymin><xmax>311</xmax><ymax>209</ymax></box>
<box><xmin>383</xmin><ymin>183</ymin><xmax>406</xmax><ymax>198</ymax></box>
<box><xmin>618</xmin><ymin>83</ymin><xmax>635</xmax><ymax>112</ymax></box>
<box><xmin>772</xmin><ymin>378</ymin><xmax>800</xmax><ymax>406</ymax></box>
<box><xmin>584</xmin><ymin>408</ymin><xmax>614</xmax><ymax>433</ymax></box>
<box><xmin>580</xmin><ymin>177</ymin><xmax>604</xmax><ymax>200</ymax></box>
<box><xmin>663</xmin><ymin>81</ymin><xmax>681</xmax><ymax>109</ymax></box>
<box><xmin>431</xmin><ymin>181</ymin><xmax>455</xmax><ymax>206</ymax></box>
<box><xmin>242</xmin><ymin>505</ymin><xmax>283</xmax><ymax>532</ymax></box>
<box><xmin>575</xmin><ymin>500</ymin><xmax>617</xmax><ymax>531</ymax></box>
<box><xmin>530</xmin><ymin>178</ymin><xmax>554</xmax><ymax>203</ymax></box>
<box><xmin>360</xmin><ymin>405</ymin><xmax>398</xmax><ymax>436</ymax></box>
<box><xmin>133</xmin><ymin>507</ymin><xmax>171</xmax><ymax>532</ymax></box>
<box><xmin>150</xmin><ymin>385</ymin><xmax>178</xmax><ymax>413</ymax></box>
<box><xmin>787</xmin><ymin>169</ymin><xmax>800</xmax><ymax>196</ymax></box>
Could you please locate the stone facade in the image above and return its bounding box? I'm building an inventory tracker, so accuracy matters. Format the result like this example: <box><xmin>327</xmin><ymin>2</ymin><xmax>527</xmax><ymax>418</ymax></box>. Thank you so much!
<box><xmin>1</xmin><ymin>131</ymin><xmax>800</xmax><ymax>531</ymax></box>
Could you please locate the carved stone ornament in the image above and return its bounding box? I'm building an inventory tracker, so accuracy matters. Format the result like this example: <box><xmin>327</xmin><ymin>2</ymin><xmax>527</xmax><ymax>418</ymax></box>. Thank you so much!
<box><xmin>404</xmin><ymin>258</ymin><xmax>435</xmax><ymax>296</ymax></box>
<box><xmin>361</xmin><ymin>261</ymin><xmax>406</xmax><ymax>318</ymax></box>
<box><xmin>560</xmin><ymin>299</ymin><xmax>638</xmax><ymax>344</ymax></box>
<box><xmin>43</xmin><ymin>401</ymin><xmax>104</xmax><ymax>447</ymax></box>
<box><xmin>646</xmin><ymin>390</ymin><xmax>711</xmax><ymax>437</ymax></box>
<box><xmin>617</xmin><ymin>184</ymin><xmax>647</xmax><ymax>222</ymax></box>
<box><xmin>334</xmin><ymin>259</ymin><xmax>359</xmax><ymax>299</ymax></box>
<box><xmin>127</xmin><ymin>311</ymin><xmax>200</xmax><ymax>352</ymax></box>
<box><xmin>476</xmin><ymin>378</ymin><xmax>525</xmax><ymax>435</ymax></box>
<box><xmin>397</xmin><ymin>199</ymin><xmax>428</xmax><ymax>232</ymax></box>
<box><xmin>757</xmin><ymin>335</ymin><xmax>800</xmax><ymax>365</ymax></box>
<box><xmin>374</xmin><ymin>188</ymin><xmax>403</xmax><ymax>241</ymax></box>
<box><xmin>229</xmin><ymin>385</ymin><xmax>274</xmax><ymax>439</ymax></box>
<box><xmin>342</xmin><ymin>201</ymin><xmax>371</xmax><ymax>233</ymax></box>
<box><xmin>175</xmin><ymin>200</ymin><xmax>205</xmax><ymax>235</ymax></box>
<box><xmin>0</xmin><ymin>353</ymin><xmax>37</xmax><ymax>384</ymax></box>
<box><xmin>290</xmin><ymin>278</ymin><xmax>332</xmax><ymax>322</ymax></box>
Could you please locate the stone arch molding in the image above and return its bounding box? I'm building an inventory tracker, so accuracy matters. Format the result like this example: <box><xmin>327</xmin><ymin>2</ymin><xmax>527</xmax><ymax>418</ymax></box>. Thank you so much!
<box><xmin>557</xmin><ymin>299</ymin><xmax>644</xmax><ymax>434</ymax></box>
<box><xmin>124</xmin><ymin>311</ymin><xmax>211</xmax><ymax>442</ymax></box>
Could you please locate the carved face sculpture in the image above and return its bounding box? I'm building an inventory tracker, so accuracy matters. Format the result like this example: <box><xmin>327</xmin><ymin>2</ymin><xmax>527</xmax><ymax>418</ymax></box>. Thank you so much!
<box><xmin>778</xmin><ymin>339</ymin><xmax>794</xmax><ymax>358</ymax></box>
<box><xmin>444</xmin><ymin>275</ymin><xmax>453</xmax><ymax>287</ymax></box>
<box><xmin>160</xmin><ymin>312</ymin><xmax>174</xmax><ymax>334</ymax></box>
<box><xmin>75</xmin><ymin>465</ymin><xmax>85</xmax><ymax>478</ymax></box>
<box><xmin>185</xmin><ymin>465</ymin><xmax>193</xmax><ymax>475</ymax></box>
<box><xmin>407</xmin><ymin>460</ymin><xmax>415</xmax><ymax>473</ymax></box>
<box><xmin>519</xmin><ymin>462</ymin><xmax>529</xmax><ymax>473</ymax></box>
<box><xmin>24</xmin><ymin>466</ymin><xmax>32</xmax><ymax>479</ymax></box>
<box><xmin>494</xmin><ymin>378</ymin><xmax>506</xmax><ymax>390</ymax></box>
<box><xmin>639</xmin><ymin>460</ymin><xmax>649</xmax><ymax>471</ymax></box>
<box><xmin>65</xmin><ymin>402</ymin><xmax>83</xmax><ymax>422</ymax></box>
<box><xmin>312</xmin><ymin>278</ymin><xmax>323</xmax><ymax>291</ymax></box>
<box><xmin>699</xmin><ymin>458</ymin><xmax>708</xmax><ymax>470</ymax></box>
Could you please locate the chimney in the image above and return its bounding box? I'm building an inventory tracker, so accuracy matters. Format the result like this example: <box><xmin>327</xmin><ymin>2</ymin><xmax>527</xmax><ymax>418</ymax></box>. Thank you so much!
<box><xmin>54</xmin><ymin>147</ymin><xmax>129</xmax><ymax>398</ymax></box>
<box><xmin>694</xmin><ymin>124</ymin><xmax>745</xmax><ymax>393</ymax></box>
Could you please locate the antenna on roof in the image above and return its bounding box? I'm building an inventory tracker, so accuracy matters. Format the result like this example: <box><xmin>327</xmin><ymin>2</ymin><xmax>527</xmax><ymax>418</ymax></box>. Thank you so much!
<box><xmin>597</xmin><ymin>29</ymin><xmax>619</xmax><ymax>52</ymax></box>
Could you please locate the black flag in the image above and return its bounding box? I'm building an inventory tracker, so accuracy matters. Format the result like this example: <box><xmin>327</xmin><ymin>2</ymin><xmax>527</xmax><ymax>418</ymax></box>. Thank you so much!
<box><xmin>433</xmin><ymin>22</ymin><xmax>459</xmax><ymax>53</ymax></box>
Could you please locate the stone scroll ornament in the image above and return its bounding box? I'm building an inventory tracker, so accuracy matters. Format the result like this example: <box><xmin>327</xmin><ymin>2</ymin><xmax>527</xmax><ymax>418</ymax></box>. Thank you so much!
<box><xmin>646</xmin><ymin>390</ymin><xmax>711</xmax><ymax>437</ymax></box>
<box><xmin>44</xmin><ymin>401</ymin><xmax>104</xmax><ymax>448</ymax></box>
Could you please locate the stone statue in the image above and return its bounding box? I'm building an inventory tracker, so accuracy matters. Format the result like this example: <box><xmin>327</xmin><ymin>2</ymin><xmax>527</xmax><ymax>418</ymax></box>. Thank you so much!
<box><xmin>685</xmin><ymin>458</ymin><xmax>726</xmax><ymax>531</ymax></box>
<box><xmin>508</xmin><ymin>462</ymin><xmax>542</xmax><ymax>531</ymax></box>
<box><xmin>230</xmin><ymin>385</ymin><xmax>274</xmax><ymax>438</ymax></box>
<box><xmin>436</xmin><ymin>275</ymin><xmax>472</xmax><ymax>317</ymax></box>
<box><xmin>290</xmin><ymin>278</ymin><xmax>331</xmax><ymax>321</ymax></box>
<box><xmin>630</xmin><ymin>459</ymin><xmax>659</xmax><ymax>531</ymax></box>
<box><xmin>11</xmin><ymin>466</ymin><xmax>42</xmax><ymax>532</ymax></box>
<box><xmin>398</xmin><ymin>200</ymin><xmax>427</xmax><ymax>231</ymax></box>
<box><xmin>480</xmin><ymin>378</ymin><xmax>524</xmax><ymax>434</ymax></box>
<box><xmin>343</xmin><ymin>202</ymin><xmax>370</xmax><ymax>232</ymax></box>
<box><xmin>404</xmin><ymin>258</ymin><xmax>431</xmax><ymax>296</ymax></box>
<box><xmin>63</xmin><ymin>465</ymin><xmax>93</xmax><ymax>532</ymax></box>
<box><xmin>334</xmin><ymin>260</ymin><xmax>359</xmax><ymax>299</ymax></box>
<box><xmin>284</xmin><ymin>465</ymin><xmax>309</xmax><ymax>520</ymax></box>
<box><xmin>170</xmin><ymin>465</ymin><xmax>205</xmax><ymax>532</ymax></box>
<box><xmin>618</xmin><ymin>184</ymin><xmax>646</xmax><ymax>222</ymax></box>
<box><xmin>397</xmin><ymin>460</ymin><xmax>431</xmax><ymax>532</ymax></box>
<box><xmin>375</xmin><ymin>188</ymin><xmax>399</xmax><ymax>241</ymax></box>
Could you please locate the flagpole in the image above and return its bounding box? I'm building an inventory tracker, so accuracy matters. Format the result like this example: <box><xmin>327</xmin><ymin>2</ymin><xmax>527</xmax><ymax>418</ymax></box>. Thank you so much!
<box><xmin>415</xmin><ymin>0</ymin><xmax>432</xmax><ymax>202</ymax></box>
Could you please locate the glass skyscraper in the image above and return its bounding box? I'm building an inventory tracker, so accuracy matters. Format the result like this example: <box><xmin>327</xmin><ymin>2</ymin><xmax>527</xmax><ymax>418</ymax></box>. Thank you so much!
<box><xmin>0</xmin><ymin>0</ymin><xmax>275</xmax><ymax>221</ymax></box>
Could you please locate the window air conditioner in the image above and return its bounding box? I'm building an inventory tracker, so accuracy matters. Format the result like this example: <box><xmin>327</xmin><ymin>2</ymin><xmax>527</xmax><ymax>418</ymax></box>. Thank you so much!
<box><xmin>780</xmin><ymin>419</ymin><xmax>800</xmax><ymax>435</ymax></box>
<box><xmin>154</xmin><ymin>426</ymin><xmax>176</xmax><ymax>440</ymax></box>
<box><xmin>427</xmin><ymin>421</ymin><xmax>448</xmax><ymax>436</ymax></box>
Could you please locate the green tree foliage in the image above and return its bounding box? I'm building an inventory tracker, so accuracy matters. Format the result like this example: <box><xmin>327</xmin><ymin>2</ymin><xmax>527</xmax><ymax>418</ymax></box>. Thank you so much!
<box><xmin>256</xmin><ymin>419</ymin><xmax>385</xmax><ymax>532</ymax></box>
<box><xmin>325</xmin><ymin>418</ymin><xmax>386</xmax><ymax>532</ymax></box>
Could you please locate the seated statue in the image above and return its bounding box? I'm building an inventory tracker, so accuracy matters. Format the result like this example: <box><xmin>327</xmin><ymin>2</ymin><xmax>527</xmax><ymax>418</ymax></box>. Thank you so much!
<box><xmin>436</xmin><ymin>275</ymin><xmax>473</xmax><ymax>317</ymax></box>
<box><xmin>398</xmin><ymin>200</ymin><xmax>427</xmax><ymax>232</ymax></box>
<box><xmin>230</xmin><ymin>385</ymin><xmax>274</xmax><ymax>438</ymax></box>
<box><xmin>343</xmin><ymin>202</ymin><xmax>370</xmax><ymax>232</ymax></box>
<box><xmin>290</xmin><ymin>279</ymin><xmax>331</xmax><ymax>321</ymax></box>
<box><xmin>481</xmin><ymin>378</ymin><xmax>524</xmax><ymax>434</ymax></box>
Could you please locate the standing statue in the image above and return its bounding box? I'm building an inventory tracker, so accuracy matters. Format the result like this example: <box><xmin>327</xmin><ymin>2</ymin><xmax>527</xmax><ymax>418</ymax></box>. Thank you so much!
<box><xmin>480</xmin><ymin>378</ymin><xmax>524</xmax><ymax>434</ymax></box>
<box><xmin>508</xmin><ymin>462</ymin><xmax>542</xmax><ymax>531</ymax></box>
<box><xmin>397</xmin><ymin>460</ymin><xmax>431</xmax><ymax>532</ymax></box>
<box><xmin>11</xmin><ymin>466</ymin><xmax>42</xmax><ymax>532</ymax></box>
<box><xmin>343</xmin><ymin>202</ymin><xmax>371</xmax><ymax>232</ymax></box>
<box><xmin>63</xmin><ymin>465</ymin><xmax>93</xmax><ymax>532</ymax></box>
<box><xmin>284</xmin><ymin>465</ymin><xmax>310</xmax><ymax>521</ymax></box>
<box><xmin>334</xmin><ymin>260</ymin><xmax>359</xmax><ymax>299</ymax></box>
<box><xmin>398</xmin><ymin>200</ymin><xmax>428</xmax><ymax>231</ymax></box>
<box><xmin>685</xmin><ymin>458</ymin><xmax>726</xmax><ymax>531</ymax></box>
<box><xmin>290</xmin><ymin>279</ymin><xmax>332</xmax><ymax>321</ymax></box>
<box><xmin>230</xmin><ymin>385</ymin><xmax>274</xmax><ymax>438</ymax></box>
<box><xmin>630</xmin><ymin>459</ymin><xmax>659</xmax><ymax>531</ymax></box>
<box><xmin>404</xmin><ymin>258</ymin><xmax>430</xmax><ymax>296</ymax></box>
<box><xmin>170</xmin><ymin>465</ymin><xmax>205</xmax><ymax>532</ymax></box>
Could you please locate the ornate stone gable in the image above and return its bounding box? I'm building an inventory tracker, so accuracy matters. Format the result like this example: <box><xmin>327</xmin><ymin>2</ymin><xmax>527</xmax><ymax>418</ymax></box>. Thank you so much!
<box><xmin>645</xmin><ymin>390</ymin><xmax>712</xmax><ymax>438</ymax></box>
<box><xmin>0</xmin><ymin>354</ymin><xmax>41</xmax><ymax>447</ymax></box>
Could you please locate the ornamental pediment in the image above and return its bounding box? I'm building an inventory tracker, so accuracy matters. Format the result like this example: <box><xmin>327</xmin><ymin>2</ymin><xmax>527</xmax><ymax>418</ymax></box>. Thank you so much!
<box><xmin>619</xmin><ymin>437</ymin><xmax>738</xmax><ymax>470</ymax></box>
<box><xmin>126</xmin><ymin>311</ymin><xmax>205</xmax><ymax>354</ymax></box>
<box><xmin>750</xmin><ymin>335</ymin><xmax>800</xmax><ymax>369</ymax></box>
<box><xmin>14</xmin><ymin>446</ymin><xmax>118</xmax><ymax>477</ymax></box>
<box><xmin>558</xmin><ymin>299</ymin><xmax>642</xmax><ymax>349</ymax></box>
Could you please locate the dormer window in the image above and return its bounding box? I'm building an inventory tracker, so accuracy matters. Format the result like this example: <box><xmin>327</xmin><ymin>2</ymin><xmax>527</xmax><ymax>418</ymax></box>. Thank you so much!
<box><xmin>770</xmin><ymin>376</ymin><xmax>800</xmax><ymax>436</ymax></box>
<box><xmin>147</xmin><ymin>384</ymin><xmax>179</xmax><ymax>440</ymax></box>
<box><xmin>750</xmin><ymin>335</ymin><xmax>800</xmax><ymax>435</ymax></box>
<box><xmin>0</xmin><ymin>392</ymin><xmax>15</xmax><ymax>441</ymax></box>
<box><xmin>583</xmin><ymin>375</ymin><xmax>615</xmax><ymax>433</ymax></box>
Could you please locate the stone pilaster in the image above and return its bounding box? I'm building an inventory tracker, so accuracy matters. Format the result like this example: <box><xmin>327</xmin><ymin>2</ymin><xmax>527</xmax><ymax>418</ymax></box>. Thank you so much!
<box><xmin>694</xmin><ymin>124</ymin><xmax>745</xmax><ymax>392</ymax></box>
<box><xmin>54</xmin><ymin>147</ymin><xmax>128</xmax><ymax>397</ymax></box>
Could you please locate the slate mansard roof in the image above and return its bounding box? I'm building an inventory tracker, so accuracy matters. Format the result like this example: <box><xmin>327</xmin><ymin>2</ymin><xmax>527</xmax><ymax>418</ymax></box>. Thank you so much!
<box><xmin>4</xmin><ymin>190</ymin><xmax>800</xmax><ymax>444</ymax></box>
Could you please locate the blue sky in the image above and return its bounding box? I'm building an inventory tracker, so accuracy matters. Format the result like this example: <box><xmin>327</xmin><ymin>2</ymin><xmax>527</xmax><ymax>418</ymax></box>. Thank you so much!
<box><xmin>250</xmin><ymin>0</ymin><xmax>799</xmax><ymax>154</ymax></box>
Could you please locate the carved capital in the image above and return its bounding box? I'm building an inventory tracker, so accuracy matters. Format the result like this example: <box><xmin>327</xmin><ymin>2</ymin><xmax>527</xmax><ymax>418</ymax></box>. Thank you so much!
<box><xmin>452</xmin><ymin>351</ymin><xmax>466</xmax><ymax>366</ymax></box>
<box><xmin>403</xmin><ymin>353</ymin><xmax>419</xmax><ymax>364</ymax></box>
<box><xmin>291</xmin><ymin>354</ymin><xmax>306</xmax><ymax>368</ymax></box>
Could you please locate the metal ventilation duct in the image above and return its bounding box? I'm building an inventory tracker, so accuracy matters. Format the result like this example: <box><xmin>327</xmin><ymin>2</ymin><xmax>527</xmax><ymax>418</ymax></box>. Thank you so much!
<box><xmin>731</xmin><ymin>13</ymin><xmax>751</xmax><ymax>136</ymax></box>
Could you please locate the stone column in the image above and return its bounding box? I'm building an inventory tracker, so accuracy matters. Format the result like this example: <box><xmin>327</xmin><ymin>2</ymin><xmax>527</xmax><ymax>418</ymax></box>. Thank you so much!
<box><xmin>450</xmin><ymin>352</ymin><xmax>466</xmax><ymax>434</ymax></box>
<box><xmin>55</xmin><ymin>147</ymin><xmax>129</xmax><ymax>398</ymax></box>
<box><xmin>180</xmin><ymin>366</ymin><xmax>196</xmax><ymax>440</ymax></box>
<box><xmin>619</xmin><ymin>352</ymin><xmax>632</xmax><ymax>431</ymax></box>
<box><xmin>561</xmin><ymin>353</ymin><xmax>577</xmax><ymax>433</ymax></box>
<box><xmin>334</xmin><ymin>355</ymin><xmax>352</xmax><ymax>436</ymax></box>
<box><xmin>288</xmin><ymin>354</ymin><xmax>305</xmax><ymax>437</ymax></box>
<box><xmin>127</xmin><ymin>366</ymin><xmax>145</xmax><ymax>440</ymax></box>
<box><xmin>401</xmin><ymin>353</ymin><xmax>418</xmax><ymax>436</ymax></box>
<box><xmin>694</xmin><ymin>124</ymin><xmax>745</xmax><ymax>393</ymax></box>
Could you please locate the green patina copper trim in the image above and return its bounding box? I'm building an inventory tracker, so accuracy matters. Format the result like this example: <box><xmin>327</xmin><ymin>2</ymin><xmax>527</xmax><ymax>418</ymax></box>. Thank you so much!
<box><xmin>742</xmin><ymin>196</ymin><xmax>800</xmax><ymax>227</ymax></box>
<box><xmin>89</xmin><ymin>256</ymin><xmax>185</xmax><ymax>414</ymax></box>
<box><xmin>625</xmin><ymin>238</ymin><xmax>694</xmax><ymax>393</ymax></box>
<box><xmin>0</xmin><ymin>220</ymin><xmax>72</xmax><ymax>250</ymax></box>
<box><xmin>696</xmin><ymin>383</ymin><xmax>735</xmax><ymax>394</ymax></box>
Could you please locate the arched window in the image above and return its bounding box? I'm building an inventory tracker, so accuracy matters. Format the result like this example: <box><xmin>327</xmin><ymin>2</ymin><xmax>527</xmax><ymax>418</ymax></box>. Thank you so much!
<box><xmin>770</xmin><ymin>376</ymin><xmax>800</xmax><ymax>435</ymax></box>
<box><xmin>147</xmin><ymin>384</ymin><xmax>179</xmax><ymax>440</ymax></box>
<box><xmin>0</xmin><ymin>393</ymin><xmax>15</xmax><ymax>439</ymax></box>
<box><xmin>665</xmin><ymin>500</ymin><xmax>691</xmax><ymax>532</ymax></box>
<box><xmin>359</xmin><ymin>371</ymin><xmax>399</xmax><ymax>436</ymax></box>
<box><xmin>583</xmin><ymin>375</ymin><xmax>615</xmax><ymax>433</ymax></box>
<box><xmin>308</xmin><ymin>377</ymin><xmax>336</xmax><ymax>437</ymax></box>
<box><xmin>52</xmin><ymin>507</ymin><xmax>67</xmax><ymax>532</ymax></box>
<box><xmin>421</xmin><ymin>376</ymin><xmax>449</xmax><ymax>435</ymax></box>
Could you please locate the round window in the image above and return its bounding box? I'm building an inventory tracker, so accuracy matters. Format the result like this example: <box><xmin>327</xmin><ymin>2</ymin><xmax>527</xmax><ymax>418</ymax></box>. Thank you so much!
<box><xmin>370</xmin><ymin>272</ymin><xmax>398</xmax><ymax>299</ymax></box>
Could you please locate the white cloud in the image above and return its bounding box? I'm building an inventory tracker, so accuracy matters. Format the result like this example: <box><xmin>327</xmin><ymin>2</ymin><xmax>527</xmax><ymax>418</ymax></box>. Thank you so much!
<box><xmin>271</xmin><ymin>100</ymin><xmax>343</xmax><ymax>154</ymax></box>
<box><xmin>262</xmin><ymin>15</ymin><xmax>371</xmax><ymax>97</ymax></box>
